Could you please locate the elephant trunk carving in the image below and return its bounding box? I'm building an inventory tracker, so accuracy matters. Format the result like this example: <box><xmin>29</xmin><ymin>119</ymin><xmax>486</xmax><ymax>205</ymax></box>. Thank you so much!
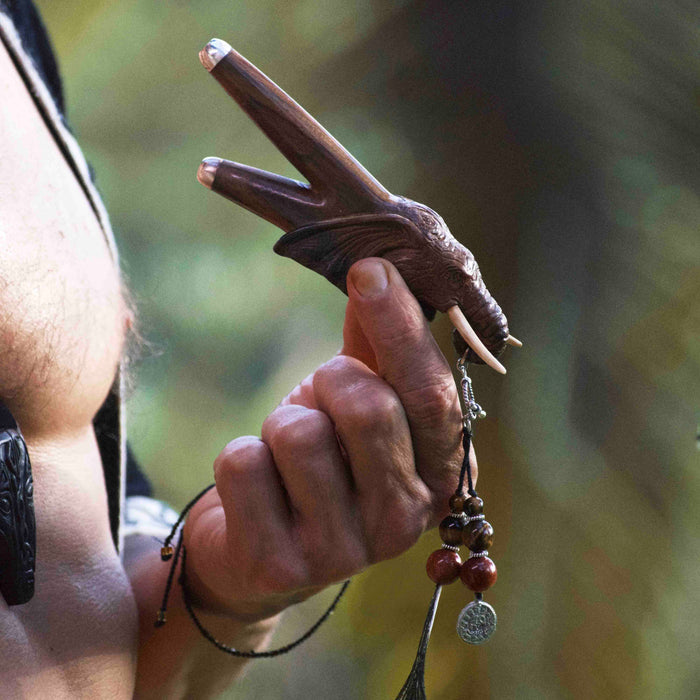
<box><xmin>196</xmin><ymin>39</ymin><xmax>518</xmax><ymax>373</ymax></box>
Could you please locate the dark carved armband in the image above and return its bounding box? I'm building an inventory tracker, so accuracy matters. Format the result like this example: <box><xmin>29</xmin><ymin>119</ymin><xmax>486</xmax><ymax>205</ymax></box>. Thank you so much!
<box><xmin>0</xmin><ymin>402</ymin><xmax>35</xmax><ymax>606</ymax></box>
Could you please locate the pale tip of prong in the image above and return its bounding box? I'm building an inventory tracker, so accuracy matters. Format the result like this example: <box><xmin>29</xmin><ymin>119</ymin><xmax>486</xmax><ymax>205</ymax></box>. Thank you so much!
<box><xmin>197</xmin><ymin>157</ymin><xmax>221</xmax><ymax>189</ymax></box>
<box><xmin>447</xmin><ymin>306</ymin><xmax>507</xmax><ymax>375</ymax></box>
<box><xmin>506</xmin><ymin>335</ymin><xmax>522</xmax><ymax>348</ymax></box>
<box><xmin>199</xmin><ymin>38</ymin><xmax>233</xmax><ymax>71</ymax></box>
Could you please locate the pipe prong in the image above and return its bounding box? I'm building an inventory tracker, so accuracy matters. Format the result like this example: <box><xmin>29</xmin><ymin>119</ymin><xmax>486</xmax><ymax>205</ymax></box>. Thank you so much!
<box><xmin>197</xmin><ymin>157</ymin><xmax>221</xmax><ymax>189</ymax></box>
<box><xmin>199</xmin><ymin>38</ymin><xmax>233</xmax><ymax>72</ymax></box>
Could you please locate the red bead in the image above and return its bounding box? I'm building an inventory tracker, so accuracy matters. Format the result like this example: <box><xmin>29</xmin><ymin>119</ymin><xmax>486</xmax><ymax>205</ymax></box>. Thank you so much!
<box><xmin>460</xmin><ymin>556</ymin><xmax>497</xmax><ymax>592</ymax></box>
<box><xmin>426</xmin><ymin>549</ymin><xmax>462</xmax><ymax>585</ymax></box>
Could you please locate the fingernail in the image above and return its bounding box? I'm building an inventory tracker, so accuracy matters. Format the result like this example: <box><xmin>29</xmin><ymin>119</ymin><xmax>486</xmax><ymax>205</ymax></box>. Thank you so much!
<box><xmin>351</xmin><ymin>260</ymin><xmax>388</xmax><ymax>297</ymax></box>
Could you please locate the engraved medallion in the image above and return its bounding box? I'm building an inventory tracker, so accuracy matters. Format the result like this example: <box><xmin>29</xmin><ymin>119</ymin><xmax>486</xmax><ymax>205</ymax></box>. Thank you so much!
<box><xmin>456</xmin><ymin>600</ymin><xmax>497</xmax><ymax>644</ymax></box>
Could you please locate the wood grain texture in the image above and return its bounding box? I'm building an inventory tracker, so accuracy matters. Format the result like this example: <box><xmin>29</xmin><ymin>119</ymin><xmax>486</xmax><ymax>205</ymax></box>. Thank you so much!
<box><xmin>202</xmin><ymin>43</ymin><xmax>509</xmax><ymax>362</ymax></box>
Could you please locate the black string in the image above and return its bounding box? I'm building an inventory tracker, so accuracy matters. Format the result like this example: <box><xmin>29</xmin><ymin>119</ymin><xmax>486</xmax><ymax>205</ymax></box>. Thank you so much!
<box><xmin>179</xmin><ymin>544</ymin><xmax>351</xmax><ymax>658</ymax></box>
<box><xmin>163</xmin><ymin>483</ymin><xmax>216</xmax><ymax>550</ymax></box>
<box><xmin>155</xmin><ymin>482</ymin><xmax>350</xmax><ymax>656</ymax></box>
<box><xmin>155</xmin><ymin>483</ymin><xmax>216</xmax><ymax>626</ymax></box>
<box><xmin>456</xmin><ymin>427</ymin><xmax>477</xmax><ymax>498</ymax></box>
<box><xmin>155</xmin><ymin>526</ymin><xmax>185</xmax><ymax>626</ymax></box>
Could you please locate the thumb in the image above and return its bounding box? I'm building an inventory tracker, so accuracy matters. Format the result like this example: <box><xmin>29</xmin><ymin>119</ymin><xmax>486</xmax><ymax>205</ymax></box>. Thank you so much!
<box><xmin>341</xmin><ymin>302</ymin><xmax>377</xmax><ymax>372</ymax></box>
<box><xmin>344</xmin><ymin>258</ymin><xmax>461</xmax><ymax>481</ymax></box>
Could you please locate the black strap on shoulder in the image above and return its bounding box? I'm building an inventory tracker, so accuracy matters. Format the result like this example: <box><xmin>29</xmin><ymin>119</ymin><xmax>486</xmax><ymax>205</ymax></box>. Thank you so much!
<box><xmin>0</xmin><ymin>0</ymin><xmax>64</xmax><ymax>113</ymax></box>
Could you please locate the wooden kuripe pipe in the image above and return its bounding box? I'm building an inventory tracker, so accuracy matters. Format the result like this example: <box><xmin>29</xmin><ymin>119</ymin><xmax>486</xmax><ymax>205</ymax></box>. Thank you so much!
<box><xmin>197</xmin><ymin>39</ymin><xmax>520</xmax><ymax>372</ymax></box>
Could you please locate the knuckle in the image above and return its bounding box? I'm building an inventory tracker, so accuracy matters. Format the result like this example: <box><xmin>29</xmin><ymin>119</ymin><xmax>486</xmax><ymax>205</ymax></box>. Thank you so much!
<box><xmin>340</xmin><ymin>388</ymin><xmax>403</xmax><ymax>434</ymax></box>
<box><xmin>264</xmin><ymin>406</ymin><xmax>333</xmax><ymax>455</ymax></box>
<box><xmin>318</xmin><ymin>354</ymin><xmax>360</xmax><ymax>376</ymax></box>
<box><xmin>390</xmin><ymin>485</ymin><xmax>432</xmax><ymax>525</ymax></box>
<box><xmin>313</xmin><ymin>355</ymin><xmax>367</xmax><ymax>391</ymax></box>
<box><xmin>403</xmin><ymin>376</ymin><xmax>460</xmax><ymax>426</ymax></box>
<box><xmin>366</xmin><ymin>489</ymin><xmax>431</xmax><ymax>563</ymax></box>
<box><xmin>214</xmin><ymin>436</ymin><xmax>270</xmax><ymax>482</ymax></box>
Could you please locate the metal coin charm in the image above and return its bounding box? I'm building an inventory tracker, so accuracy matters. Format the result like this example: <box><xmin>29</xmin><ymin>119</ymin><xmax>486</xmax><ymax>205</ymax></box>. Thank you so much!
<box><xmin>456</xmin><ymin>600</ymin><xmax>497</xmax><ymax>644</ymax></box>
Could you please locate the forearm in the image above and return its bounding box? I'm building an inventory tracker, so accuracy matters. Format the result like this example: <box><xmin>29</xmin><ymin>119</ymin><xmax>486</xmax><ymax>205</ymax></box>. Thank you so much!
<box><xmin>124</xmin><ymin>535</ymin><xmax>279</xmax><ymax>699</ymax></box>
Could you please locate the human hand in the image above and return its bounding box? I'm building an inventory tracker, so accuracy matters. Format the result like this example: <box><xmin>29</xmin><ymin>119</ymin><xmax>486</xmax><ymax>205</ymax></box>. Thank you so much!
<box><xmin>183</xmin><ymin>258</ymin><xmax>474</xmax><ymax>622</ymax></box>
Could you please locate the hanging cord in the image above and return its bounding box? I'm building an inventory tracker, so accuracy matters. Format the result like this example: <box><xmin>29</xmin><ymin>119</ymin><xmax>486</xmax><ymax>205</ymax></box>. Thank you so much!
<box><xmin>455</xmin><ymin>357</ymin><xmax>485</xmax><ymax>498</ymax></box>
<box><xmin>155</xmin><ymin>482</ymin><xmax>350</xmax><ymax>657</ymax></box>
<box><xmin>155</xmin><ymin>526</ymin><xmax>185</xmax><ymax>626</ymax></box>
<box><xmin>456</xmin><ymin>428</ymin><xmax>475</xmax><ymax>497</ymax></box>
<box><xmin>156</xmin><ymin>483</ymin><xmax>215</xmax><ymax>626</ymax></box>
<box><xmin>394</xmin><ymin>352</ymin><xmax>493</xmax><ymax>699</ymax></box>
<box><xmin>162</xmin><ymin>483</ymin><xmax>216</xmax><ymax>554</ymax></box>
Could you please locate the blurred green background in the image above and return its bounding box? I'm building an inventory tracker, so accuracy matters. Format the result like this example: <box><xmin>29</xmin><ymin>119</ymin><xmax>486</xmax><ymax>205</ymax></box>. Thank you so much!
<box><xmin>36</xmin><ymin>0</ymin><xmax>699</xmax><ymax>698</ymax></box>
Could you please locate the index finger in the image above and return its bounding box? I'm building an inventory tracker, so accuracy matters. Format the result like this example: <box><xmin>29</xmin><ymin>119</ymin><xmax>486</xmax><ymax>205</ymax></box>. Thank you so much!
<box><xmin>342</xmin><ymin>258</ymin><xmax>464</xmax><ymax>495</ymax></box>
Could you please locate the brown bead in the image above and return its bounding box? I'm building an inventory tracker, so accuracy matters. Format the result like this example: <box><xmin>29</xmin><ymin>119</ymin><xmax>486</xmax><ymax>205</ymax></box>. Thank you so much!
<box><xmin>154</xmin><ymin>610</ymin><xmax>167</xmax><ymax>628</ymax></box>
<box><xmin>464</xmin><ymin>496</ymin><xmax>484</xmax><ymax>516</ymax></box>
<box><xmin>464</xmin><ymin>520</ymin><xmax>494</xmax><ymax>552</ymax></box>
<box><xmin>449</xmin><ymin>492</ymin><xmax>468</xmax><ymax>513</ymax></box>
<box><xmin>439</xmin><ymin>515</ymin><xmax>464</xmax><ymax>546</ymax></box>
<box><xmin>160</xmin><ymin>545</ymin><xmax>174</xmax><ymax>561</ymax></box>
<box><xmin>460</xmin><ymin>556</ymin><xmax>497</xmax><ymax>592</ymax></box>
<box><xmin>426</xmin><ymin>549</ymin><xmax>462</xmax><ymax>585</ymax></box>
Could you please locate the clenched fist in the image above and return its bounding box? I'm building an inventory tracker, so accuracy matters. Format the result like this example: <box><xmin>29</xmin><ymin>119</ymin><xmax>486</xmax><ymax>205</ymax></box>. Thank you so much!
<box><xmin>183</xmin><ymin>258</ymin><xmax>473</xmax><ymax>622</ymax></box>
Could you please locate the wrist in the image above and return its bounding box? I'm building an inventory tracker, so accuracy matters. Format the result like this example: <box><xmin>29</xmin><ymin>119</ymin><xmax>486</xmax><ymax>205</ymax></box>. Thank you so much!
<box><xmin>182</xmin><ymin>501</ymin><xmax>315</xmax><ymax>624</ymax></box>
<box><xmin>184</xmin><ymin>547</ymin><xmax>288</xmax><ymax>625</ymax></box>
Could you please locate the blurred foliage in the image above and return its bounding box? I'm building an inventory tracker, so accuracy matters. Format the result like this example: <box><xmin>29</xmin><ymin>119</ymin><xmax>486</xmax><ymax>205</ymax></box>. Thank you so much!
<box><xmin>36</xmin><ymin>0</ymin><xmax>700</xmax><ymax>698</ymax></box>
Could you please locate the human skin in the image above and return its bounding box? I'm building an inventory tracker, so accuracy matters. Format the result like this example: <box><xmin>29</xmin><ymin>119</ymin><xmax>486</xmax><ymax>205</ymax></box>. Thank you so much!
<box><xmin>0</xmin><ymin>40</ymin><xmax>137</xmax><ymax>697</ymax></box>
<box><xmin>0</xmin><ymin>38</ymin><xmax>472</xmax><ymax>699</ymax></box>
<box><xmin>127</xmin><ymin>258</ymin><xmax>474</xmax><ymax>698</ymax></box>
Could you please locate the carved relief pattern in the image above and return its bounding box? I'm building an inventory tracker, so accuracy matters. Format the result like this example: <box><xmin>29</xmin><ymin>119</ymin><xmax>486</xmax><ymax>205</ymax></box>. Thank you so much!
<box><xmin>202</xmin><ymin>45</ymin><xmax>510</xmax><ymax>362</ymax></box>
<box><xmin>456</xmin><ymin>600</ymin><xmax>497</xmax><ymax>644</ymax></box>
<box><xmin>0</xmin><ymin>429</ymin><xmax>36</xmax><ymax>605</ymax></box>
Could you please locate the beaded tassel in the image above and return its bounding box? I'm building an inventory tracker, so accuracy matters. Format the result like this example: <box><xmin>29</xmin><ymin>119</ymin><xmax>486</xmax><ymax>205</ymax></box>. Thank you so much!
<box><xmin>453</xmin><ymin>360</ymin><xmax>497</xmax><ymax>644</ymax></box>
<box><xmin>394</xmin><ymin>358</ymin><xmax>497</xmax><ymax>698</ymax></box>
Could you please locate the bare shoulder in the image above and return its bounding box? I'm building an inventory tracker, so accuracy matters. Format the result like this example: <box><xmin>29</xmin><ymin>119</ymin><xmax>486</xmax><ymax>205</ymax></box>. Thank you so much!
<box><xmin>0</xmin><ymin>41</ymin><xmax>127</xmax><ymax>438</ymax></box>
<box><xmin>0</xmin><ymin>41</ymin><xmax>138</xmax><ymax>697</ymax></box>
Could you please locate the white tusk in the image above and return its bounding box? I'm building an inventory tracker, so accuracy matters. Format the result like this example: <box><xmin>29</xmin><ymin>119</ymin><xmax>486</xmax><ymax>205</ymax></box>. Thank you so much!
<box><xmin>506</xmin><ymin>335</ymin><xmax>522</xmax><ymax>348</ymax></box>
<box><xmin>447</xmin><ymin>306</ymin><xmax>506</xmax><ymax>375</ymax></box>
